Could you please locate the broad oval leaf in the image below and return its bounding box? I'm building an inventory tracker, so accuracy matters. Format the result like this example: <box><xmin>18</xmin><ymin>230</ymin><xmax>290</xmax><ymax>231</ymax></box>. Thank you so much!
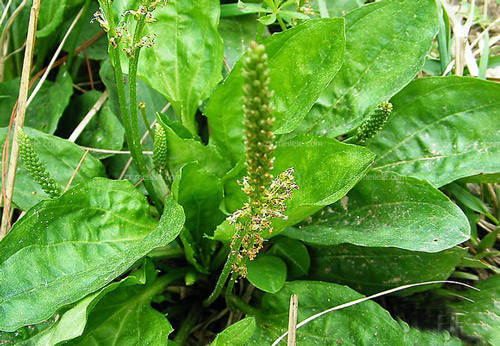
<box><xmin>307</xmin><ymin>244</ymin><xmax>466</xmax><ymax>295</ymax></box>
<box><xmin>368</xmin><ymin>77</ymin><xmax>500</xmax><ymax>187</ymax></box>
<box><xmin>0</xmin><ymin>179</ymin><xmax>185</xmax><ymax>332</ymax></box>
<box><xmin>205</xmin><ymin>18</ymin><xmax>346</xmax><ymax>163</ymax></box>
<box><xmin>448</xmin><ymin>275</ymin><xmax>500</xmax><ymax>346</ymax></box>
<box><xmin>246</xmin><ymin>255</ymin><xmax>287</xmax><ymax>293</ymax></box>
<box><xmin>284</xmin><ymin>171</ymin><xmax>470</xmax><ymax>252</ymax></box>
<box><xmin>248</xmin><ymin>281</ymin><xmax>461</xmax><ymax>345</ymax></box>
<box><xmin>0</xmin><ymin>127</ymin><xmax>106</xmax><ymax>211</ymax></box>
<box><xmin>215</xmin><ymin>135</ymin><xmax>375</xmax><ymax>240</ymax></box>
<box><xmin>139</xmin><ymin>0</ymin><xmax>224</xmax><ymax>134</ymax></box>
<box><xmin>296</xmin><ymin>0</ymin><xmax>439</xmax><ymax>137</ymax></box>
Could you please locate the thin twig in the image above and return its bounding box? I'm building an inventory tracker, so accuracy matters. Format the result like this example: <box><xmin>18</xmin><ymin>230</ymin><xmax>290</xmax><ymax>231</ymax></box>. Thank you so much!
<box><xmin>287</xmin><ymin>294</ymin><xmax>298</xmax><ymax>346</ymax></box>
<box><xmin>0</xmin><ymin>0</ymin><xmax>28</xmax><ymax>82</ymax></box>
<box><xmin>0</xmin><ymin>0</ymin><xmax>14</xmax><ymax>25</ymax></box>
<box><xmin>26</xmin><ymin>6</ymin><xmax>85</xmax><ymax>107</ymax></box>
<box><xmin>64</xmin><ymin>150</ymin><xmax>89</xmax><ymax>192</ymax></box>
<box><xmin>68</xmin><ymin>90</ymin><xmax>109</xmax><ymax>142</ymax></box>
<box><xmin>0</xmin><ymin>0</ymin><xmax>40</xmax><ymax>238</ymax></box>
<box><xmin>82</xmin><ymin>40</ymin><xmax>94</xmax><ymax>90</ymax></box>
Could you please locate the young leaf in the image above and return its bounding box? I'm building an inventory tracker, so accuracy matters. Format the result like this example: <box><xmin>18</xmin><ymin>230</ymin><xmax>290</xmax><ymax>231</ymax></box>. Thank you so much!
<box><xmin>138</xmin><ymin>0</ymin><xmax>224</xmax><ymax>134</ymax></box>
<box><xmin>296</xmin><ymin>0</ymin><xmax>439</xmax><ymax>137</ymax></box>
<box><xmin>448</xmin><ymin>275</ymin><xmax>500</xmax><ymax>346</ymax></box>
<box><xmin>210</xmin><ymin>317</ymin><xmax>256</xmax><ymax>346</ymax></box>
<box><xmin>247</xmin><ymin>281</ymin><xmax>461</xmax><ymax>345</ymax></box>
<box><xmin>0</xmin><ymin>179</ymin><xmax>185</xmax><ymax>331</ymax></box>
<box><xmin>307</xmin><ymin>244</ymin><xmax>466</xmax><ymax>295</ymax></box>
<box><xmin>0</xmin><ymin>127</ymin><xmax>105</xmax><ymax>210</ymax></box>
<box><xmin>37</xmin><ymin>0</ymin><xmax>68</xmax><ymax>37</ymax></box>
<box><xmin>246</xmin><ymin>255</ymin><xmax>287</xmax><ymax>293</ymax></box>
<box><xmin>284</xmin><ymin>171</ymin><xmax>470</xmax><ymax>252</ymax></box>
<box><xmin>368</xmin><ymin>77</ymin><xmax>500</xmax><ymax>187</ymax></box>
<box><xmin>205</xmin><ymin>18</ymin><xmax>345</xmax><ymax>164</ymax></box>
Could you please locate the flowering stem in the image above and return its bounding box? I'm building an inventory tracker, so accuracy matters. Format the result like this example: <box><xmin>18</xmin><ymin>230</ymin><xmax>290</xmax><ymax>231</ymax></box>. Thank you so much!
<box><xmin>102</xmin><ymin>1</ymin><xmax>163</xmax><ymax>213</ymax></box>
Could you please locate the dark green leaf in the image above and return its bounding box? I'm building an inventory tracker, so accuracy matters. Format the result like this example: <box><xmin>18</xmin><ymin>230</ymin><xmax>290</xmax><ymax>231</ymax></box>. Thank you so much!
<box><xmin>139</xmin><ymin>0</ymin><xmax>224</xmax><ymax>134</ymax></box>
<box><xmin>284</xmin><ymin>171</ymin><xmax>470</xmax><ymax>252</ymax></box>
<box><xmin>0</xmin><ymin>179</ymin><xmax>185</xmax><ymax>331</ymax></box>
<box><xmin>296</xmin><ymin>0</ymin><xmax>439</xmax><ymax>137</ymax></box>
<box><xmin>215</xmin><ymin>135</ymin><xmax>375</xmax><ymax>240</ymax></box>
<box><xmin>307</xmin><ymin>244</ymin><xmax>466</xmax><ymax>295</ymax></box>
<box><xmin>246</xmin><ymin>255</ymin><xmax>287</xmax><ymax>293</ymax></box>
<box><xmin>205</xmin><ymin>18</ymin><xmax>345</xmax><ymax>164</ymax></box>
<box><xmin>0</xmin><ymin>69</ymin><xmax>73</xmax><ymax>134</ymax></box>
<box><xmin>0</xmin><ymin>127</ymin><xmax>105</xmax><ymax>211</ymax></box>
<box><xmin>368</xmin><ymin>77</ymin><xmax>500</xmax><ymax>187</ymax></box>
<box><xmin>448</xmin><ymin>275</ymin><xmax>500</xmax><ymax>346</ymax></box>
<box><xmin>248</xmin><ymin>281</ymin><xmax>461</xmax><ymax>345</ymax></box>
<box><xmin>446</xmin><ymin>183</ymin><xmax>498</xmax><ymax>224</ymax></box>
<box><xmin>210</xmin><ymin>317</ymin><xmax>256</xmax><ymax>346</ymax></box>
<box><xmin>269</xmin><ymin>238</ymin><xmax>310</xmax><ymax>278</ymax></box>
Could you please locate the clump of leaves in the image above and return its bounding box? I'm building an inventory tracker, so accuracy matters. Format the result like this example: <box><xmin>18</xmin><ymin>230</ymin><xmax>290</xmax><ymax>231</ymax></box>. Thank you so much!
<box><xmin>1</xmin><ymin>0</ymin><xmax>500</xmax><ymax>345</ymax></box>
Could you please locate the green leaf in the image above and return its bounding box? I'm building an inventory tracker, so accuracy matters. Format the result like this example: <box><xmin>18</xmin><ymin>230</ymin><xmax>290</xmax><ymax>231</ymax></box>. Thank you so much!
<box><xmin>215</xmin><ymin>135</ymin><xmax>375</xmax><ymax>240</ymax></box>
<box><xmin>309</xmin><ymin>0</ymin><xmax>365</xmax><ymax>17</ymax></box>
<box><xmin>295</xmin><ymin>0</ymin><xmax>439</xmax><ymax>137</ymax></box>
<box><xmin>0</xmin><ymin>69</ymin><xmax>73</xmax><ymax>134</ymax></box>
<box><xmin>247</xmin><ymin>281</ymin><xmax>462</xmax><ymax>345</ymax></box>
<box><xmin>10</xmin><ymin>264</ymin><xmax>150</xmax><ymax>345</ymax></box>
<box><xmin>284</xmin><ymin>171</ymin><xmax>470</xmax><ymax>252</ymax></box>
<box><xmin>139</xmin><ymin>0</ymin><xmax>224</xmax><ymax>134</ymax></box>
<box><xmin>210</xmin><ymin>317</ymin><xmax>256</xmax><ymax>346</ymax></box>
<box><xmin>0</xmin><ymin>127</ymin><xmax>105</xmax><ymax>211</ymax></box>
<box><xmin>68</xmin><ymin>266</ymin><xmax>179</xmax><ymax>345</ymax></box>
<box><xmin>269</xmin><ymin>238</ymin><xmax>310</xmax><ymax>278</ymax></box>
<box><xmin>0</xmin><ymin>179</ymin><xmax>185</xmax><ymax>331</ymax></box>
<box><xmin>246</xmin><ymin>255</ymin><xmax>287</xmax><ymax>293</ymax></box>
<box><xmin>172</xmin><ymin>162</ymin><xmax>225</xmax><ymax>269</ymax></box>
<box><xmin>446</xmin><ymin>183</ymin><xmax>499</xmax><ymax>224</ymax></box>
<box><xmin>307</xmin><ymin>244</ymin><xmax>466</xmax><ymax>295</ymax></box>
<box><xmin>37</xmin><ymin>0</ymin><xmax>68</xmax><ymax>37</ymax></box>
<box><xmin>161</xmin><ymin>122</ymin><xmax>232</xmax><ymax>178</ymax></box>
<box><xmin>368</xmin><ymin>77</ymin><xmax>500</xmax><ymax>187</ymax></box>
<box><xmin>448</xmin><ymin>275</ymin><xmax>500</xmax><ymax>346</ymax></box>
<box><xmin>218</xmin><ymin>15</ymin><xmax>261</xmax><ymax>70</ymax></box>
<box><xmin>205</xmin><ymin>18</ymin><xmax>345</xmax><ymax>164</ymax></box>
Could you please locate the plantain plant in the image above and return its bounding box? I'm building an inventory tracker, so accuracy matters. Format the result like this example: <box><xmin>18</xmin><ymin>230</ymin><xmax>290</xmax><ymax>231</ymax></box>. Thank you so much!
<box><xmin>1</xmin><ymin>0</ymin><xmax>500</xmax><ymax>345</ymax></box>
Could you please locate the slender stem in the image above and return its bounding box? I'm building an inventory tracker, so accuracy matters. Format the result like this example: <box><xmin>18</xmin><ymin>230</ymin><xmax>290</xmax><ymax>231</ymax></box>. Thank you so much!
<box><xmin>173</xmin><ymin>304</ymin><xmax>201</xmax><ymax>345</ymax></box>
<box><xmin>227</xmin><ymin>294</ymin><xmax>260</xmax><ymax>316</ymax></box>
<box><xmin>139</xmin><ymin>104</ymin><xmax>154</xmax><ymax>139</ymax></box>
<box><xmin>276</xmin><ymin>13</ymin><xmax>287</xmax><ymax>31</ymax></box>
<box><xmin>128</xmin><ymin>17</ymin><xmax>164</xmax><ymax>213</ymax></box>
<box><xmin>203</xmin><ymin>232</ymin><xmax>244</xmax><ymax>307</ymax></box>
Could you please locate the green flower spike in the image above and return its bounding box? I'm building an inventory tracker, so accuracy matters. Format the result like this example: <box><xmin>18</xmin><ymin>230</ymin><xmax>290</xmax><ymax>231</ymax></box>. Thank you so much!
<box><xmin>153</xmin><ymin>123</ymin><xmax>168</xmax><ymax>173</ymax></box>
<box><xmin>228</xmin><ymin>42</ymin><xmax>299</xmax><ymax>277</ymax></box>
<box><xmin>355</xmin><ymin>101</ymin><xmax>393</xmax><ymax>142</ymax></box>
<box><xmin>17</xmin><ymin>128</ymin><xmax>62</xmax><ymax>198</ymax></box>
